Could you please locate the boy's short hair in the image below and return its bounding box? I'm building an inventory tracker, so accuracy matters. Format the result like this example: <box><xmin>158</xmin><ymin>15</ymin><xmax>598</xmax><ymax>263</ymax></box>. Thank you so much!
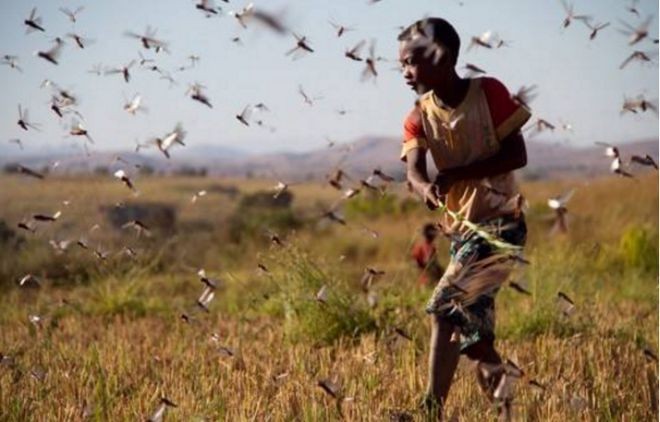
<box><xmin>397</xmin><ymin>18</ymin><xmax>461</xmax><ymax>64</ymax></box>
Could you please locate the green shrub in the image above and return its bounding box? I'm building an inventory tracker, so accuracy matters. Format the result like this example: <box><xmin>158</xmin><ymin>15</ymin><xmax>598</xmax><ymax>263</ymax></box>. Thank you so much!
<box><xmin>257</xmin><ymin>248</ymin><xmax>377</xmax><ymax>345</ymax></box>
<box><xmin>228</xmin><ymin>190</ymin><xmax>301</xmax><ymax>243</ymax></box>
<box><xmin>344</xmin><ymin>192</ymin><xmax>398</xmax><ymax>219</ymax></box>
<box><xmin>618</xmin><ymin>225</ymin><xmax>658</xmax><ymax>274</ymax></box>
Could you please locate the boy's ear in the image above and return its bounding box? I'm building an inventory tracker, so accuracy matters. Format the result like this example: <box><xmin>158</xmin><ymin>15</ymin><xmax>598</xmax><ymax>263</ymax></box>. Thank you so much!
<box><xmin>426</xmin><ymin>43</ymin><xmax>455</xmax><ymax>68</ymax></box>
<box><xmin>430</xmin><ymin>50</ymin><xmax>452</xmax><ymax>68</ymax></box>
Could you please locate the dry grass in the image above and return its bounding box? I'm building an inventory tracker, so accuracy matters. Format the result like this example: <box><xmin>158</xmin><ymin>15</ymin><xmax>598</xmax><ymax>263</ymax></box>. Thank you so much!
<box><xmin>0</xmin><ymin>172</ymin><xmax>657</xmax><ymax>421</ymax></box>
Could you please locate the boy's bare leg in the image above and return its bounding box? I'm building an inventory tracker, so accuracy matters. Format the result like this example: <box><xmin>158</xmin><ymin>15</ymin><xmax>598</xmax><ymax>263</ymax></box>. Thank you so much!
<box><xmin>466</xmin><ymin>340</ymin><xmax>512</xmax><ymax>421</ymax></box>
<box><xmin>466</xmin><ymin>340</ymin><xmax>502</xmax><ymax>399</ymax></box>
<box><xmin>424</xmin><ymin>315</ymin><xmax>460</xmax><ymax>420</ymax></box>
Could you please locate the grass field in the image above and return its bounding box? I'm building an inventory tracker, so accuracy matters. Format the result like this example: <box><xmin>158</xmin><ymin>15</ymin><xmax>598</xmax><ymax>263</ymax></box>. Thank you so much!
<box><xmin>0</xmin><ymin>172</ymin><xmax>657</xmax><ymax>421</ymax></box>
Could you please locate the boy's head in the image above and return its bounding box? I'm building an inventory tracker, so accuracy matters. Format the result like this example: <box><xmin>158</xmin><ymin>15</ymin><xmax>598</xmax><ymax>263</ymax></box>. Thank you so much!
<box><xmin>422</xmin><ymin>223</ymin><xmax>438</xmax><ymax>242</ymax></box>
<box><xmin>398</xmin><ymin>18</ymin><xmax>461</xmax><ymax>95</ymax></box>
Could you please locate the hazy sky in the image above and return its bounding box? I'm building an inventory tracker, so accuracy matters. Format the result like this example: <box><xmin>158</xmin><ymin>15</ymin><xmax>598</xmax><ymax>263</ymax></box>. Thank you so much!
<box><xmin>0</xmin><ymin>0</ymin><xmax>658</xmax><ymax>156</ymax></box>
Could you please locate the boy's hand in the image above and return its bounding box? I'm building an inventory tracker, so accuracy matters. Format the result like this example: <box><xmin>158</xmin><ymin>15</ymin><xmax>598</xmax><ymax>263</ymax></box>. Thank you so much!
<box><xmin>422</xmin><ymin>183</ymin><xmax>443</xmax><ymax>210</ymax></box>
<box><xmin>420</xmin><ymin>172</ymin><xmax>455</xmax><ymax>210</ymax></box>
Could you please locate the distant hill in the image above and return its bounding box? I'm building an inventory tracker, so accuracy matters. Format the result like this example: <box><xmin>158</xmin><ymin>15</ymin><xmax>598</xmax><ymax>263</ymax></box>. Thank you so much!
<box><xmin>207</xmin><ymin>137</ymin><xmax>659</xmax><ymax>181</ymax></box>
<box><xmin>212</xmin><ymin>136</ymin><xmax>403</xmax><ymax>180</ymax></box>
<box><xmin>1</xmin><ymin>137</ymin><xmax>657</xmax><ymax>181</ymax></box>
<box><xmin>523</xmin><ymin>138</ymin><xmax>659</xmax><ymax>180</ymax></box>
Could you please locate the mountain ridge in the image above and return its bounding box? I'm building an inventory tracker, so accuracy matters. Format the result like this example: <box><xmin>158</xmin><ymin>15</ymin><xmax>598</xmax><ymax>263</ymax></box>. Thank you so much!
<box><xmin>2</xmin><ymin>137</ymin><xmax>657</xmax><ymax>181</ymax></box>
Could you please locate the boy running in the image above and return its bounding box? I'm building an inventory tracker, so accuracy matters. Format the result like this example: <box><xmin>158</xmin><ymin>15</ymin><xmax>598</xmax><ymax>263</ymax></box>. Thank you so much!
<box><xmin>397</xmin><ymin>18</ymin><xmax>530</xmax><ymax>419</ymax></box>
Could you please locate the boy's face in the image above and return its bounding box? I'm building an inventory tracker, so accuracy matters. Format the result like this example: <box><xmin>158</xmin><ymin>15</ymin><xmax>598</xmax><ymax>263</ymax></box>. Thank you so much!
<box><xmin>399</xmin><ymin>39</ymin><xmax>453</xmax><ymax>95</ymax></box>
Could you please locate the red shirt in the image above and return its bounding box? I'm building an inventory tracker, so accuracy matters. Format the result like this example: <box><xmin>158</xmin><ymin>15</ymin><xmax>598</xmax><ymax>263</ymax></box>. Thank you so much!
<box><xmin>411</xmin><ymin>241</ymin><xmax>443</xmax><ymax>286</ymax></box>
<box><xmin>412</xmin><ymin>241</ymin><xmax>436</xmax><ymax>268</ymax></box>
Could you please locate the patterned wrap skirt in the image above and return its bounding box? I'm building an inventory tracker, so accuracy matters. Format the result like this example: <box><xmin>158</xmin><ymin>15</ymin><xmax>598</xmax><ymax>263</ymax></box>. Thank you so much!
<box><xmin>425</xmin><ymin>214</ymin><xmax>527</xmax><ymax>352</ymax></box>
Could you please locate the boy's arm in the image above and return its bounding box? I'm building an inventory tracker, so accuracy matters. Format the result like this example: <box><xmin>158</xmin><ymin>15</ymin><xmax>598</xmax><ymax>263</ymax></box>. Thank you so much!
<box><xmin>437</xmin><ymin>131</ymin><xmax>527</xmax><ymax>185</ymax></box>
<box><xmin>402</xmin><ymin>105</ymin><xmax>445</xmax><ymax>208</ymax></box>
<box><xmin>406</xmin><ymin>148</ymin><xmax>443</xmax><ymax>209</ymax></box>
